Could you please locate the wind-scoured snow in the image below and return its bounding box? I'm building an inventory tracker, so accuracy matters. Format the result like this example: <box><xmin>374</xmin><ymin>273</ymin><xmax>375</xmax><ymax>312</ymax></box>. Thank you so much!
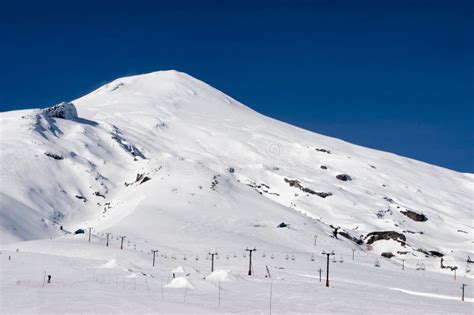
<box><xmin>0</xmin><ymin>70</ymin><xmax>472</xmax><ymax>313</ymax></box>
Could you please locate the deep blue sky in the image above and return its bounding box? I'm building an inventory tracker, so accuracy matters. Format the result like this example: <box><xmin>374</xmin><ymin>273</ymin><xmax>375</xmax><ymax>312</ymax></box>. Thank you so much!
<box><xmin>1</xmin><ymin>0</ymin><xmax>472</xmax><ymax>172</ymax></box>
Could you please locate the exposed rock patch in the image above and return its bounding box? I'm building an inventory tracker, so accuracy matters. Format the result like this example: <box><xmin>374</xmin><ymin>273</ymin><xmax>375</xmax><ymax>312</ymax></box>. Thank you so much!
<box><xmin>40</xmin><ymin>102</ymin><xmax>78</xmax><ymax>120</ymax></box>
<box><xmin>401</xmin><ymin>209</ymin><xmax>427</xmax><ymax>222</ymax></box>
<box><xmin>75</xmin><ymin>195</ymin><xmax>87</xmax><ymax>202</ymax></box>
<box><xmin>125</xmin><ymin>173</ymin><xmax>152</xmax><ymax>186</ymax></box>
<box><xmin>211</xmin><ymin>175</ymin><xmax>220</xmax><ymax>191</ymax></box>
<box><xmin>376</xmin><ymin>208</ymin><xmax>393</xmax><ymax>219</ymax></box>
<box><xmin>44</xmin><ymin>152</ymin><xmax>64</xmax><ymax>160</ymax></box>
<box><xmin>381</xmin><ymin>252</ymin><xmax>394</xmax><ymax>259</ymax></box>
<box><xmin>94</xmin><ymin>191</ymin><xmax>106</xmax><ymax>198</ymax></box>
<box><xmin>247</xmin><ymin>182</ymin><xmax>280</xmax><ymax>196</ymax></box>
<box><xmin>365</xmin><ymin>231</ymin><xmax>406</xmax><ymax>245</ymax></box>
<box><xmin>284</xmin><ymin>178</ymin><xmax>332</xmax><ymax>198</ymax></box>
<box><xmin>336</xmin><ymin>174</ymin><xmax>352</xmax><ymax>181</ymax></box>
<box><xmin>429</xmin><ymin>250</ymin><xmax>444</xmax><ymax>257</ymax></box>
<box><xmin>111</xmin><ymin>127</ymin><xmax>146</xmax><ymax>159</ymax></box>
<box><xmin>315</xmin><ymin>148</ymin><xmax>331</xmax><ymax>154</ymax></box>
<box><xmin>338</xmin><ymin>230</ymin><xmax>364</xmax><ymax>245</ymax></box>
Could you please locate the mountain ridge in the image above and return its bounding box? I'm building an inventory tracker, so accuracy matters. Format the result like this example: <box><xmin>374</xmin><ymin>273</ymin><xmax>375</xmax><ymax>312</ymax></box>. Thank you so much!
<box><xmin>0</xmin><ymin>70</ymin><xmax>472</xmax><ymax>274</ymax></box>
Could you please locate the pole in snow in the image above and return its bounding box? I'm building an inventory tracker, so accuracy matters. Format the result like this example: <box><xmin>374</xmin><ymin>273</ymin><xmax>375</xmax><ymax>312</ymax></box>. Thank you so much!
<box><xmin>322</xmin><ymin>250</ymin><xmax>335</xmax><ymax>287</ymax></box>
<box><xmin>106</xmin><ymin>233</ymin><xmax>111</xmax><ymax>247</ymax></box>
<box><xmin>318</xmin><ymin>268</ymin><xmax>322</xmax><ymax>282</ymax></box>
<box><xmin>246</xmin><ymin>248</ymin><xmax>257</xmax><ymax>276</ymax></box>
<box><xmin>352</xmin><ymin>249</ymin><xmax>355</xmax><ymax>261</ymax></box>
<box><xmin>119</xmin><ymin>236</ymin><xmax>126</xmax><ymax>250</ymax></box>
<box><xmin>88</xmin><ymin>228</ymin><xmax>92</xmax><ymax>243</ymax></box>
<box><xmin>314</xmin><ymin>235</ymin><xmax>318</xmax><ymax>246</ymax></box>
<box><xmin>402</xmin><ymin>259</ymin><xmax>405</xmax><ymax>270</ymax></box>
<box><xmin>151</xmin><ymin>249</ymin><xmax>159</xmax><ymax>267</ymax></box>
<box><xmin>209</xmin><ymin>252</ymin><xmax>218</xmax><ymax>272</ymax></box>
<box><xmin>461</xmin><ymin>284</ymin><xmax>467</xmax><ymax>301</ymax></box>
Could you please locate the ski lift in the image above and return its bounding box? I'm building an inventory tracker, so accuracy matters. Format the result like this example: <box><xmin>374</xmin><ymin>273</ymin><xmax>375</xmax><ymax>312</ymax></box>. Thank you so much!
<box><xmin>339</xmin><ymin>256</ymin><xmax>344</xmax><ymax>263</ymax></box>
<box><xmin>195</xmin><ymin>255</ymin><xmax>199</xmax><ymax>260</ymax></box>
<box><xmin>374</xmin><ymin>259</ymin><xmax>381</xmax><ymax>267</ymax></box>
<box><xmin>183</xmin><ymin>255</ymin><xmax>187</xmax><ymax>260</ymax></box>
<box><xmin>226</xmin><ymin>254</ymin><xmax>230</xmax><ymax>260</ymax></box>
<box><xmin>262</xmin><ymin>251</ymin><xmax>266</xmax><ymax>258</ymax></box>
<box><xmin>206</xmin><ymin>255</ymin><xmax>209</xmax><ymax>260</ymax></box>
<box><xmin>311</xmin><ymin>254</ymin><xmax>315</xmax><ymax>262</ymax></box>
<box><xmin>466</xmin><ymin>265</ymin><xmax>471</xmax><ymax>273</ymax></box>
<box><xmin>233</xmin><ymin>252</ymin><xmax>237</xmax><ymax>258</ymax></box>
<box><xmin>291</xmin><ymin>254</ymin><xmax>295</xmax><ymax>261</ymax></box>
<box><xmin>285</xmin><ymin>254</ymin><xmax>289</xmax><ymax>260</ymax></box>
<box><xmin>271</xmin><ymin>253</ymin><xmax>275</xmax><ymax>259</ymax></box>
<box><xmin>243</xmin><ymin>252</ymin><xmax>247</xmax><ymax>258</ymax></box>
<box><xmin>216</xmin><ymin>254</ymin><xmax>220</xmax><ymax>259</ymax></box>
<box><xmin>416</xmin><ymin>263</ymin><xmax>421</xmax><ymax>270</ymax></box>
<box><xmin>332</xmin><ymin>256</ymin><xmax>337</xmax><ymax>263</ymax></box>
<box><xmin>420</xmin><ymin>263</ymin><xmax>425</xmax><ymax>271</ymax></box>
<box><xmin>164</xmin><ymin>253</ymin><xmax>167</xmax><ymax>259</ymax></box>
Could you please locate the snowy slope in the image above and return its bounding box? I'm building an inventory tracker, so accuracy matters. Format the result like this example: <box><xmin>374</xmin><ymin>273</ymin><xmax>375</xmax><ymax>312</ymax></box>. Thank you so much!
<box><xmin>0</xmin><ymin>70</ymin><xmax>472</xmax><ymax>275</ymax></box>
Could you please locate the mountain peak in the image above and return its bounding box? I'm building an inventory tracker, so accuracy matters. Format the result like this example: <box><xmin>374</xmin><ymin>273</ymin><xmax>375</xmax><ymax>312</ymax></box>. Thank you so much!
<box><xmin>74</xmin><ymin>70</ymin><xmax>252</xmax><ymax>120</ymax></box>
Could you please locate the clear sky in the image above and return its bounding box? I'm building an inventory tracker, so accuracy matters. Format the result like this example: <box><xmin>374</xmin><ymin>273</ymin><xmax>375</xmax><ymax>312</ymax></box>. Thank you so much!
<box><xmin>1</xmin><ymin>0</ymin><xmax>472</xmax><ymax>172</ymax></box>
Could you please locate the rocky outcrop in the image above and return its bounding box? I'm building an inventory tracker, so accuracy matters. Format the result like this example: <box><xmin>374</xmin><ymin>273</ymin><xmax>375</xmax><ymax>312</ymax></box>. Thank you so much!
<box><xmin>111</xmin><ymin>127</ymin><xmax>146</xmax><ymax>159</ymax></box>
<box><xmin>381</xmin><ymin>252</ymin><xmax>394</xmax><ymax>259</ymax></box>
<box><xmin>429</xmin><ymin>250</ymin><xmax>444</xmax><ymax>257</ymax></box>
<box><xmin>315</xmin><ymin>148</ymin><xmax>331</xmax><ymax>154</ymax></box>
<box><xmin>401</xmin><ymin>209</ymin><xmax>427</xmax><ymax>222</ymax></box>
<box><xmin>210</xmin><ymin>175</ymin><xmax>220</xmax><ymax>190</ymax></box>
<box><xmin>315</xmin><ymin>192</ymin><xmax>332</xmax><ymax>198</ymax></box>
<box><xmin>75</xmin><ymin>195</ymin><xmax>87</xmax><ymax>202</ymax></box>
<box><xmin>125</xmin><ymin>173</ymin><xmax>152</xmax><ymax>186</ymax></box>
<box><xmin>365</xmin><ymin>231</ymin><xmax>406</xmax><ymax>245</ymax></box>
<box><xmin>336</xmin><ymin>174</ymin><xmax>352</xmax><ymax>181</ymax></box>
<box><xmin>338</xmin><ymin>230</ymin><xmax>364</xmax><ymax>245</ymax></box>
<box><xmin>44</xmin><ymin>152</ymin><xmax>64</xmax><ymax>160</ymax></box>
<box><xmin>284</xmin><ymin>178</ymin><xmax>332</xmax><ymax>198</ymax></box>
<box><xmin>40</xmin><ymin>102</ymin><xmax>78</xmax><ymax>120</ymax></box>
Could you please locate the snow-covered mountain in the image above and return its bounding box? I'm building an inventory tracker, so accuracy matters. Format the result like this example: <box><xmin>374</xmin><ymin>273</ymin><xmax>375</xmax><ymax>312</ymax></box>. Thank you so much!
<box><xmin>0</xmin><ymin>70</ymin><xmax>472</xmax><ymax>271</ymax></box>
